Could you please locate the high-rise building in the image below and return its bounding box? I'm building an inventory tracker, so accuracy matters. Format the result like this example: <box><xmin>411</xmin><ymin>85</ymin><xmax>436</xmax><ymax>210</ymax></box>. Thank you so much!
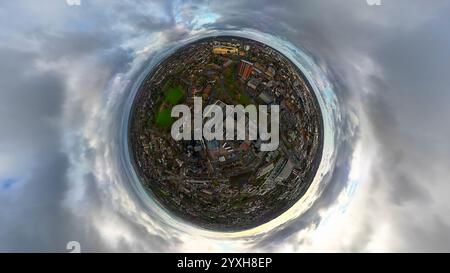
<box><xmin>238</xmin><ymin>60</ymin><xmax>253</xmax><ymax>80</ymax></box>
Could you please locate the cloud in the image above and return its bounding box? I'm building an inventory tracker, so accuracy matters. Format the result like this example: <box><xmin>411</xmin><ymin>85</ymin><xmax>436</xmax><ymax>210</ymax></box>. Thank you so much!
<box><xmin>0</xmin><ymin>47</ymin><xmax>104</xmax><ymax>251</ymax></box>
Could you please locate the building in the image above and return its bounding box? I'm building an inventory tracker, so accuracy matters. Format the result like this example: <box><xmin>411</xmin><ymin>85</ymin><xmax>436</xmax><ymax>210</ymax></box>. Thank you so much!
<box><xmin>254</xmin><ymin>63</ymin><xmax>266</xmax><ymax>72</ymax></box>
<box><xmin>213</xmin><ymin>46</ymin><xmax>239</xmax><ymax>55</ymax></box>
<box><xmin>238</xmin><ymin>60</ymin><xmax>254</xmax><ymax>80</ymax></box>
<box><xmin>206</xmin><ymin>139</ymin><xmax>219</xmax><ymax>150</ymax></box>
<box><xmin>258</xmin><ymin>90</ymin><xmax>274</xmax><ymax>104</ymax></box>
<box><xmin>247</xmin><ymin>78</ymin><xmax>260</xmax><ymax>90</ymax></box>
<box><xmin>202</xmin><ymin>84</ymin><xmax>212</xmax><ymax>99</ymax></box>
<box><xmin>275</xmin><ymin>159</ymin><xmax>294</xmax><ymax>182</ymax></box>
<box><xmin>266</xmin><ymin>66</ymin><xmax>276</xmax><ymax>78</ymax></box>
<box><xmin>223</xmin><ymin>59</ymin><xmax>233</xmax><ymax>68</ymax></box>
<box><xmin>263</xmin><ymin>158</ymin><xmax>294</xmax><ymax>190</ymax></box>
<box><xmin>257</xmin><ymin>163</ymin><xmax>275</xmax><ymax>178</ymax></box>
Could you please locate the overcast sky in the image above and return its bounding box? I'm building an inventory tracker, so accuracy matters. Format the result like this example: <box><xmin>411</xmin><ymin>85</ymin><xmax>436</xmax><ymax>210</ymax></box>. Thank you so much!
<box><xmin>1</xmin><ymin>0</ymin><xmax>450</xmax><ymax>252</ymax></box>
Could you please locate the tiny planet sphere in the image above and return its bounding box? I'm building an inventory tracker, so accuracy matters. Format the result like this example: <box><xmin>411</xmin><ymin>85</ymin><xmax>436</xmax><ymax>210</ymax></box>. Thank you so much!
<box><xmin>129</xmin><ymin>36</ymin><xmax>323</xmax><ymax>231</ymax></box>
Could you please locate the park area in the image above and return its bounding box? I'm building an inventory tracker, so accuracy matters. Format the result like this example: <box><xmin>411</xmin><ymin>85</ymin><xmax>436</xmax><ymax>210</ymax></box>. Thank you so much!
<box><xmin>155</xmin><ymin>82</ymin><xmax>185</xmax><ymax>127</ymax></box>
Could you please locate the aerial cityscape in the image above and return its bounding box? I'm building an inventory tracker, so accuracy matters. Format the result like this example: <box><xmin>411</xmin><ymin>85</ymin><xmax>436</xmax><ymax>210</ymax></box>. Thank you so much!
<box><xmin>129</xmin><ymin>36</ymin><xmax>323</xmax><ymax>231</ymax></box>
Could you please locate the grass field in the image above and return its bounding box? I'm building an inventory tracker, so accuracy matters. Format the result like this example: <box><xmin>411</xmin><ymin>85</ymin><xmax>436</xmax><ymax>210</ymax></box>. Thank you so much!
<box><xmin>154</xmin><ymin>82</ymin><xmax>185</xmax><ymax>128</ymax></box>
<box><xmin>165</xmin><ymin>86</ymin><xmax>184</xmax><ymax>105</ymax></box>
<box><xmin>155</xmin><ymin>108</ymin><xmax>172</xmax><ymax>127</ymax></box>
<box><xmin>238</xmin><ymin>91</ymin><xmax>252</xmax><ymax>105</ymax></box>
<box><xmin>224</xmin><ymin>66</ymin><xmax>253</xmax><ymax>105</ymax></box>
<box><xmin>224</xmin><ymin>67</ymin><xmax>238</xmax><ymax>96</ymax></box>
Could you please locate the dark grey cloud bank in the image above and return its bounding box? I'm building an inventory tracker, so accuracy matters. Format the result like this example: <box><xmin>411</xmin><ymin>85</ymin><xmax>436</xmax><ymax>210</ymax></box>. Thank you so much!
<box><xmin>1</xmin><ymin>0</ymin><xmax>450</xmax><ymax>251</ymax></box>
